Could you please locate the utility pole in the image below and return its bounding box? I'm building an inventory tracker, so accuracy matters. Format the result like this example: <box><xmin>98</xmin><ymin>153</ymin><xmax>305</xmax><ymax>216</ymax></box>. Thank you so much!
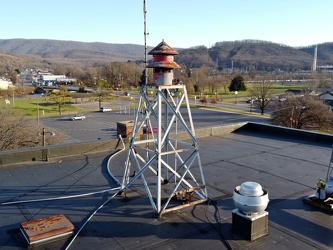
<box><xmin>144</xmin><ymin>0</ymin><xmax>148</xmax><ymax>87</ymax></box>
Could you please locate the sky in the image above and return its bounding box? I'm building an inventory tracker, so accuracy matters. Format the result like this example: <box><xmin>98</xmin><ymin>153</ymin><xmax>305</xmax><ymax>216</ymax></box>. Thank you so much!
<box><xmin>1</xmin><ymin>0</ymin><xmax>332</xmax><ymax>49</ymax></box>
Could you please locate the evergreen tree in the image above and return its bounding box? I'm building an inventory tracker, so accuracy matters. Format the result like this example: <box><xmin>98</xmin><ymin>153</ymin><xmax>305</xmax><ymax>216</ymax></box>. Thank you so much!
<box><xmin>138</xmin><ymin>70</ymin><xmax>146</xmax><ymax>87</ymax></box>
<box><xmin>229</xmin><ymin>75</ymin><xmax>247</xmax><ymax>92</ymax></box>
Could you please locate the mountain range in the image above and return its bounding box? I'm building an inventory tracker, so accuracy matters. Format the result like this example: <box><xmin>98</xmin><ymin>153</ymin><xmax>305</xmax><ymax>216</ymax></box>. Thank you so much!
<box><xmin>0</xmin><ymin>39</ymin><xmax>332</xmax><ymax>72</ymax></box>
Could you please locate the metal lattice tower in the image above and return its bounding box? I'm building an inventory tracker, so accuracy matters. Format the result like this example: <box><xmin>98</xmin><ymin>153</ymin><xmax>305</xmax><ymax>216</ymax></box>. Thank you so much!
<box><xmin>120</xmin><ymin>41</ymin><xmax>208</xmax><ymax>216</ymax></box>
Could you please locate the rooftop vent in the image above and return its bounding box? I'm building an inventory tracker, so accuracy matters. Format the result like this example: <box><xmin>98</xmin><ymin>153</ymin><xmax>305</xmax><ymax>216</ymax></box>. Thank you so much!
<box><xmin>233</xmin><ymin>181</ymin><xmax>269</xmax><ymax>215</ymax></box>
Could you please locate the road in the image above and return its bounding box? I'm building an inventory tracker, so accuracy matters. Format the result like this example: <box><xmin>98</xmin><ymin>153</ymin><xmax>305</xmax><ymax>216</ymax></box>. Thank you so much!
<box><xmin>41</xmin><ymin>105</ymin><xmax>270</xmax><ymax>143</ymax></box>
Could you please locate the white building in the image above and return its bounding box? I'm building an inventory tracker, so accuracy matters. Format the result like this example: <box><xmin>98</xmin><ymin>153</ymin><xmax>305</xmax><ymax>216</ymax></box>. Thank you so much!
<box><xmin>0</xmin><ymin>78</ymin><xmax>13</xmax><ymax>90</ymax></box>
<box><xmin>37</xmin><ymin>74</ymin><xmax>77</xmax><ymax>86</ymax></box>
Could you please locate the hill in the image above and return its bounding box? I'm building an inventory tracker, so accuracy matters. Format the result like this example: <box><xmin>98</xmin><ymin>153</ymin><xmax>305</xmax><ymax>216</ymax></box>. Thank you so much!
<box><xmin>299</xmin><ymin>42</ymin><xmax>333</xmax><ymax>64</ymax></box>
<box><xmin>0</xmin><ymin>39</ymin><xmax>332</xmax><ymax>72</ymax></box>
<box><xmin>0</xmin><ymin>39</ymin><xmax>148</xmax><ymax>66</ymax></box>
<box><xmin>177</xmin><ymin>40</ymin><xmax>333</xmax><ymax>72</ymax></box>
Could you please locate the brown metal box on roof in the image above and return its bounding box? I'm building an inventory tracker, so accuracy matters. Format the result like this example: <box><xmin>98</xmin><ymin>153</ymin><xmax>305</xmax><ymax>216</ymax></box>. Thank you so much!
<box><xmin>20</xmin><ymin>214</ymin><xmax>74</xmax><ymax>246</ymax></box>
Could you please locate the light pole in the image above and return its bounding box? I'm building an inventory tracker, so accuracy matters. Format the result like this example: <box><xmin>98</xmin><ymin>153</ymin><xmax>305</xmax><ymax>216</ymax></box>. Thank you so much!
<box><xmin>42</xmin><ymin>128</ymin><xmax>55</xmax><ymax>146</ymax></box>
<box><xmin>37</xmin><ymin>96</ymin><xmax>40</xmax><ymax>127</ymax></box>
<box><xmin>33</xmin><ymin>93</ymin><xmax>41</xmax><ymax>127</ymax></box>
<box><xmin>12</xmin><ymin>88</ymin><xmax>15</xmax><ymax>107</ymax></box>
<box><xmin>250</xmin><ymin>100</ymin><xmax>253</xmax><ymax>113</ymax></box>
<box><xmin>290</xmin><ymin>106</ymin><xmax>294</xmax><ymax>128</ymax></box>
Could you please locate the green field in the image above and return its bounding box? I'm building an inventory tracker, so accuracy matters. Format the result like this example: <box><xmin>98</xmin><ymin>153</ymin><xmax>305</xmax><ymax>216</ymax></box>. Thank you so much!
<box><xmin>0</xmin><ymin>94</ymin><xmax>139</xmax><ymax>117</ymax></box>
<box><xmin>190</xmin><ymin>82</ymin><xmax>306</xmax><ymax>103</ymax></box>
<box><xmin>1</xmin><ymin>82</ymin><xmax>306</xmax><ymax>116</ymax></box>
<box><xmin>1</xmin><ymin>96</ymin><xmax>89</xmax><ymax>117</ymax></box>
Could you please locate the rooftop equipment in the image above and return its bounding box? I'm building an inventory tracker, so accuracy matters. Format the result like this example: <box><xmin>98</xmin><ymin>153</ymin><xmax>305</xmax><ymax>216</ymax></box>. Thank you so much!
<box><xmin>303</xmin><ymin>146</ymin><xmax>333</xmax><ymax>212</ymax></box>
<box><xmin>120</xmin><ymin>41</ymin><xmax>208</xmax><ymax>217</ymax></box>
<box><xmin>232</xmin><ymin>181</ymin><xmax>269</xmax><ymax>241</ymax></box>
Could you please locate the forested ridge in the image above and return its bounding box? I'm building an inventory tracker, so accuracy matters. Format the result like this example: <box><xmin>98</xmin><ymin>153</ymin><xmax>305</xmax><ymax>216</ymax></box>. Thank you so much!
<box><xmin>0</xmin><ymin>39</ymin><xmax>332</xmax><ymax>72</ymax></box>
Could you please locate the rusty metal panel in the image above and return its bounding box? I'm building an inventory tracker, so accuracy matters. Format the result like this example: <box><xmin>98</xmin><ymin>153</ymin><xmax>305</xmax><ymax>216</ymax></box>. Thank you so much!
<box><xmin>148</xmin><ymin>40</ymin><xmax>179</xmax><ymax>55</ymax></box>
<box><xmin>20</xmin><ymin>214</ymin><xmax>74</xmax><ymax>246</ymax></box>
<box><xmin>147</xmin><ymin>55</ymin><xmax>181</xmax><ymax>68</ymax></box>
<box><xmin>147</xmin><ymin>61</ymin><xmax>181</xmax><ymax>68</ymax></box>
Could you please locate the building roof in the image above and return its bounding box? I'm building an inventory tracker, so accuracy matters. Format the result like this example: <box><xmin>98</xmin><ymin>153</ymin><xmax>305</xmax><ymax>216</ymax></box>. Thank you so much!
<box><xmin>147</xmin><ymin>40</ymin><xmax>181</xmax><ymax>69</ymax></box>
<box><xmin>0</xmin><ymin>123</ymin><xmax>332</xmax><ymax>250</ymax></box>
<box><xmin>148</xmin><ymin>40</ymin><xmax>179</xmax><ymax>55</ymax></box>
<box><xmin>319</xmin><ymin>91</ymin><xmax>333</xmax><ymax>100</ymax></box>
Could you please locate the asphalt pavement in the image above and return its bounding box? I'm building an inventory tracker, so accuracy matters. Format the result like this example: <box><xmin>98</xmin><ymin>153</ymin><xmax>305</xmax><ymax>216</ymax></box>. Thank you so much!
<box><xmin>1</xmin><ymin>127</ymin><xmax>332</xmax><ymax>250</ymax></box>
<box><xmin>41</xmin><ymin>104</ymin><xmax>270</xmax><ymax>144</ymax></box>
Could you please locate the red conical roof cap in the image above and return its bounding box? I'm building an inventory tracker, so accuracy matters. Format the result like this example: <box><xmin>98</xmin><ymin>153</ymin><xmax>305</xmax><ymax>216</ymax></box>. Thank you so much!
<box><xmin>148</xmin><ymin>40</ymin><xmax>179</xmax><ymax>55</ymax></box>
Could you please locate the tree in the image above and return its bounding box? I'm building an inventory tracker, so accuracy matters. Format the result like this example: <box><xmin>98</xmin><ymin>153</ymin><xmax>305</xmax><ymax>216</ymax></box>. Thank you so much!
<box><xmin>49</xmin><ymin>86</ymin><xmax>72</xmax><ymax>115</ymax></box>
<box><xmin>138</xmin><ymin>70</ymin><xmax>146</xmax><ymax>87</ymax></box>
<box><xmin>271</xmin><ymin>95</ymin><xmax>333</xmax><ymax>130</ymax></box>
<box><xmin>208</xmin><ymin>74</ymin><xmax>219</xmax><ymax>94</ymax></box>
<box><xmin>193</xmin><ymin>84</ymin><xmax>199</xmax><ymax>93</ymax></box>
<box><xmin>185</xmin><ymin>66</ymin><xmax>192</xmax><ymax>77</ymax></box>
<box><xmin>80</xmin><ymin>67</ymin><xmax>99</xmax><ymax>86</ymax></box>
<box><xmin>229</xmin><ymin>75</ymin><xmax>247</xmax><ymax>92</ymax></box>
<box><xmin>249</xmin><ymin>81</ymin><xmax>273</xmax><ymax>115</ymax></box>
<box><xmin>94</xmin><ymin>79</ymin><xmax>111</xmax><ymax>109</ymax></box>
<box><xmin>249</xmin><ymin>66</ymin><xmax>257</xmax><ymax>79</ymax></box>
<box><xmin>220</xmin><ymin>74</ymin><xmax>230</xmax><ymax>94</ymax></box>
<box><xmin>191</xmin><ymin>67</ymin><xmax>209</xmax><ymax>93</ymax></box>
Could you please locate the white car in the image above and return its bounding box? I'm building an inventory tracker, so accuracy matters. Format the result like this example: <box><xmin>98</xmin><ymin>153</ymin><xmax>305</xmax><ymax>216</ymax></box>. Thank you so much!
<box><xmin>70</xmin><ymin>114</ymin><xmax>86</xmax><ymax>121</ymax></box>
<box><xmin>100</xmin><ymin>107</ymin><xmax>112</xmax><ymax>112</ymax></box>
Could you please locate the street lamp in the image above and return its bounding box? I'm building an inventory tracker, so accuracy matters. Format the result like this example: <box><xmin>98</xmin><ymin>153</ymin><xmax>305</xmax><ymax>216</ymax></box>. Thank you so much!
<box><xmin>33</xmin><ymin>93</ymin><xmax>42</xmax><ymax>127</ymax></box>
<box><xmin>12</xmin><ymin>88</ymin><xmax>15</xmax><ymax>107</ymax></box>
<box><xmin>42</xmin><ymin>128</ymin><xmax>55</xmax><ymax>146</ymax></box>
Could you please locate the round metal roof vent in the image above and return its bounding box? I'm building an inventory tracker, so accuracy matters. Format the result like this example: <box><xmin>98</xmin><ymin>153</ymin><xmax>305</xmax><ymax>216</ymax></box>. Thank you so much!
<box><xmin>233</xmin><ymin>181</ymin><xmax>269</xmax><ymax>215</ymax></box>
<box><xmin>239</xmin><ymin>182</ymin><xmax>264</xmax><ymax>196</ymax></box>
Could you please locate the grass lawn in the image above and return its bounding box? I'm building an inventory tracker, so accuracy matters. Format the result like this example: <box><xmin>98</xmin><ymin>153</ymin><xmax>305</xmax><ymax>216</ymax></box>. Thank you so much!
<box><xmin>1</xmin><ymin>94</ymin><xmax>139</xmax><ymax>117</ymax></box>
<box><xmin>1</xmin><ymin>82</ymin><xmax>306</xmax><ymax>117</ymax></box>
<box><xmin>189</xmin><ymin>82</ymin><xmax>308</xmax><ymax>103</ymax></box>
<box><xmin>1</xmin><ymin>96</ymin><xmax>86</xmax><ymax>117</ymax></box>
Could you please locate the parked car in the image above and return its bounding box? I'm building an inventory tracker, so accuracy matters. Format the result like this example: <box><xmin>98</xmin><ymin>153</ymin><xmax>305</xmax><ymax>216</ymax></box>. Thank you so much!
<box><xmin>70</xmin><ymin>114</ymin><xmax>86</xmax><ymax>121</ymax></box>
<box><xmin>100</xmin><ymin>107</ymin><xmax>112</xmax><ymax>112</ymax></box>
<box><xmin>246</xmin><ymin>98</ymin><xmax>258</xmax><ymax>103</ymax></box>
<box><xmin>143</xmin><ymin>126</ymin><xmax>158</xmax><ymax>134</ymax></box>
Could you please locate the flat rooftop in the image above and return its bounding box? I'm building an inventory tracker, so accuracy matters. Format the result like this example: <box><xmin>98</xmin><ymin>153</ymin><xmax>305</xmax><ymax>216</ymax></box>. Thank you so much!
<box><xmin>0</xmin><ymin>123</ymin><xmax>332</xmax><ymax>250</ymax></box>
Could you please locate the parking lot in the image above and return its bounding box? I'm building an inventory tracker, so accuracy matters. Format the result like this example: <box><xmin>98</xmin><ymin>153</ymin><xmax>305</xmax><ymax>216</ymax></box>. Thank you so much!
<box><xmin>40</xmin><ymin>106</ymin><xmax>270</xmax><ymax>144</ymax></box>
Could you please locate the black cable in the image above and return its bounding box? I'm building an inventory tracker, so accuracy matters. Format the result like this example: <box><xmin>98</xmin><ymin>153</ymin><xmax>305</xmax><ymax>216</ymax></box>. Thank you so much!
<box><xmin>205</xmin><ymin>198</ymin><xmax>233</xmax><ymax>250</ymax></box>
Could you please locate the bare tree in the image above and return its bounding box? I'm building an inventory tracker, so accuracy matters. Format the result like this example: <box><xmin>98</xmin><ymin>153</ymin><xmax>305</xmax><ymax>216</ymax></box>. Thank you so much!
<box><xmin>220</xmin><ymin>74</ymin><xmax>230</xmax><ymax>94</ymax></box>
<box><xmin>94</xmin><ymin>79</ymin><xmax>112</xmax><ymax>109</ymax></box>
<box><xmin>271</xmin><ymin>95</ymin><xmax>333</xmax><ymax>130</ymax></box>
<box><xmin>249</xmin><ymin>81</ymin><xmax>273</xmax><ymax>115</ymax></box>
<box><xmin>191</xmin><ymin>67</ymin><xmax>208</xmax><ymax>93</ymax></box>
<box><xmin>249</xmin><ymin>66</ymin><xmax>257</xmax><ymax>80</ymax></box>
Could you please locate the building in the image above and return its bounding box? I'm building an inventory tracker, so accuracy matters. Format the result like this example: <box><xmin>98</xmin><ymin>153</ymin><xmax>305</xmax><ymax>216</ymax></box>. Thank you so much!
<box><xmin>36</xmin><ymin>73</ymin><xmax>77</xmax><ymax>86</ymax></box>
<box><xmin>0</xmin><ymin>78</ymin><xmax>12</xmax><ymax>90</ymax></box>
<box><xmin>0</xmin><ymin>123</ymin><xmax>332</xmax><ymax>249</ymax></box>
